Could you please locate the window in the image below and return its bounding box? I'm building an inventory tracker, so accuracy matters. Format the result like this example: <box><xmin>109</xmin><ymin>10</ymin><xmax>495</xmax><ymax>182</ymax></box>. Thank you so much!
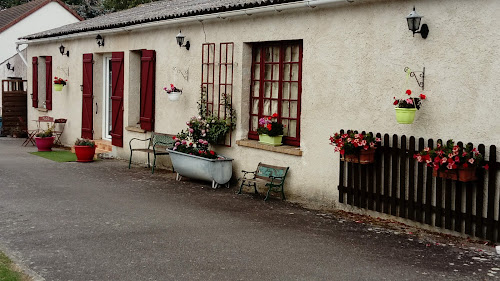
<box><xmin>249</xmin><ymin>41</ymin><xmax>302</xmax><ymax>146</ymax></box>
<box><xmin>31</xmin><ymin>56</ymin><xmax>52</xmax><ymax>110</ymax></box>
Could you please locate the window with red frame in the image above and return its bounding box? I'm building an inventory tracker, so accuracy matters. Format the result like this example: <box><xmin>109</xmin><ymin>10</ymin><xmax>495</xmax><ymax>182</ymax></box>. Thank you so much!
<box><xmin>249</xmin><ymin>41</ymin><xmax>302</xmax><ymax>146</ymax></box>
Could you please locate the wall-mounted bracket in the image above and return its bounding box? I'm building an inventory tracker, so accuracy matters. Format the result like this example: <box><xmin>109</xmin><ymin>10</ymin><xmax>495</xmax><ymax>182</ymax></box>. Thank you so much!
<box><xmin>404</xmin><ymin>66</ymin><xmax>425</xmax><ymax>91</ymax></box>
<box><xmin>57</xmin><ymin>66</ymin><xmax>69</xmax><ymax>77</ymax></box>
<box><xmin>172</xmin><ymin>67</ymin><xmax>189</xmax><ymax>81</ymax></box>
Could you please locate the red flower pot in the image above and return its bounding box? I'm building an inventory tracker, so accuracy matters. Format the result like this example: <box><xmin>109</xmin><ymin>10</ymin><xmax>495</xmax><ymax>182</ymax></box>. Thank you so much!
<box><xmin>74</xmin><ymin>145</ymin><xmax>97</xmax><ymax>162</ymax></box>
<box><xmin>35</xmin><ymin>136</ymin><xmax>55</xmax><ymax>151</ymax></box>
<box><xmin>432</xmin><ymin>167</ymin><xmax>477</xmax><ymax>182</ymax></box>
<box><xmin>341</xmin><ymin>149</ymin><xmax>376</xmax><ymax>164</ymax></box>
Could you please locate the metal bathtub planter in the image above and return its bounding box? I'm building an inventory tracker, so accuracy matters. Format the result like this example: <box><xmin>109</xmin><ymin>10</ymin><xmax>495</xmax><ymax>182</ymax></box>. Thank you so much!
<box><xmin>168</xmin><ymin>149</ymin><xmax>233</xmax><ymax>188</ymax></box>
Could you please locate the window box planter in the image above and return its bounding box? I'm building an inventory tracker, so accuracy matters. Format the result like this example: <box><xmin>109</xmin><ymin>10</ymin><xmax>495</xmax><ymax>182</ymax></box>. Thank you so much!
<box><xmin>395</xmin><ymin>108</ymin><xmax>417</xmax><ymax>124</ymax></box>
<box><xmin>168</xmin><ymin>149</ymin><xmax>233</xmax><ymax>188</ymax></box>
<box><xmin>432</xmin><ymin>167</ymin><xmax>477</xmax><ymax>182</ymax></box>
<box><xmin>35</xmin><ymin>136</ymin><xmax>55</xmax><ymax>151</ymax></box>
<box><xmin>54</xmin><ymin>84</ymin><xmax>64</xmax><ymax>91</ymax></box>
<box><xmin>74</xmin><ymin>145</ymin><xmax>97</xmax><ymax>162</ymax></box>
<box><xmin>258</xmin><ymin>134</ymin><xmax>283</xmax><ymax>146</ymax></box>
<box><xmin>341</xmin><ymin>148</ymin><xmax>376</xmax><ymax>164</ymax></box>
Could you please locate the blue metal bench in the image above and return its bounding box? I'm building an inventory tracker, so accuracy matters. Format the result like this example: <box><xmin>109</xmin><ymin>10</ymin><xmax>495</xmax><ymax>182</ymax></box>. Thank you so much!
<box><xmin>238</xmin><ymin>162</ymin><xmax>289</xmax><ymax>201</ymax></box>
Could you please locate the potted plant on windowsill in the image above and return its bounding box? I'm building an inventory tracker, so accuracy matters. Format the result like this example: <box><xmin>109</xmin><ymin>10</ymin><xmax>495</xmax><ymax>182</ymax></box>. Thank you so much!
<box><xmin>163</xmin><ymin>83</ymin><xmax>182</xmax><ymax>101</ymax></box>
<box><xmin>35</xmin><ymin>127</ymin><xmax>54</xmax><ymax>151</ymax></box>
<box><xmin>257</xmin><ymin>113</ymin><xmax>284</xmax><ymax>146</ymax></box>
<box><xmin>53</xmin><ymin>76</ymin><xmax>67</xmax><ymax>91</ymax></box>
<box><xmin>393</xmin><ymin>90</ymin><xmax>426</xmax><ymax>124</ymax></box>
<box><xmin>329</xmin><ymin>130</ymin><xmax>381</xmax><ymax>164</ymax></box>
<box><xmin>414</xmin><ymin>139</ymin><xmax>488</xmax><ymax>182</ymax></box>
<box><xmin>74</xmin><ymin>138</ymin><xmax>97</xmax><ymax>162</ymax></box>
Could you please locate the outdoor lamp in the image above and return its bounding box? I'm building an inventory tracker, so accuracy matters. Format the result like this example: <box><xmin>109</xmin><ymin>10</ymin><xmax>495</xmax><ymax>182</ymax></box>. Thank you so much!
<box><xmin>176</xmin><ymin>30</ymin><xmax>190</xmax><ymax>50</ymax></box>
<box><xmin>406</xmin><ymin>6</ymin><xmax>429</xmax><ymax>39</ymax></box>
<box><xmin>96</xmin><ymin>34</ymin><xmax>105</xmax><ymax>47</ymax></box>
<box><xmin>59</xmin><ymin>44</ymin><xmax>69</xmax><ymax>56</ymax></box>
<box><xmin>6</xmin><ymin>62</ymin><xmax>14</xmax><ymax>71</ymax></box>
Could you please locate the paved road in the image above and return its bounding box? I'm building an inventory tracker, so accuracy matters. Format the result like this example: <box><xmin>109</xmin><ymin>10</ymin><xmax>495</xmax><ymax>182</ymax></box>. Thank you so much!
<box><xmin>0</xmin><ymin>138</ymin><xmax>498</xmax><ymax>280</ymax></box>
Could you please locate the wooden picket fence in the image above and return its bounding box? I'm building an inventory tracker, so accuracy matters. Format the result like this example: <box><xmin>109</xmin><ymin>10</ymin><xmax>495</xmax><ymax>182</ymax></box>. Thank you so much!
<box><xmin>337</xmin><ymin>131</ymin><xmax>499</xmax><ymax>242</ymax></box>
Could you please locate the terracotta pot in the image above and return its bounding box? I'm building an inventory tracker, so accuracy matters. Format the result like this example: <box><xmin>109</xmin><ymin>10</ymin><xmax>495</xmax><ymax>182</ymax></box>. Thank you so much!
<box><xmin>432</xmin><ymin>167</ymin><xmax>477</xmax><ymax>182</ymax></box>
<box><xmin>341</xmin><ymin>149</ymin><xmax>376</xmax><ymax>164</ymax></box>
<box><xmin>74</xmin><ymin>145</ymin><xmax>97</xmax><ymax>162</ymax></box>
<box><xmin>35</xmin><ymin>136</ymin><xmax>55</xmax><ymax>151</ymax></box>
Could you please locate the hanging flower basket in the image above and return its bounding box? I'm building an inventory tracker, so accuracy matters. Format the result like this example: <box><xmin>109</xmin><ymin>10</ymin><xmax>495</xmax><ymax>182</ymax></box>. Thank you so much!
<box><xmin>168</xmin><ymin>91</ymin><xmax>182</xmax><ymax>101</ymax></box>
<box><xmin>432</xmin><ymin>167</ymin><xmax>477</xmax><ymax>182</ymax></box>
<box><xmin>54</xmin><ymin>84</ymin><xmax>64</xmax><ymax>91</ymax></box>
<box><xmin>341</xmin><ymin>148</ymin><xmax>376</xmax><ymax>164</ymax></box>
<box><xmin>395</xmin><ymin>108</ymin><xmax>417</xmax><ymax>124</ymax></box>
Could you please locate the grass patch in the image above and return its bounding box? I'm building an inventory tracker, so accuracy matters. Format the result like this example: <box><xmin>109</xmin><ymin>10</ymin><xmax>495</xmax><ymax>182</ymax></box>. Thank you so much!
<box><xmin>0</xmin><ymin>251</ymin><xmax>24</xmax><ymax>281</ymax></box>
<box><xmin>29</xmin><ymin>150</ymin><xmax>77</xmax><ymax>162</ymax></box>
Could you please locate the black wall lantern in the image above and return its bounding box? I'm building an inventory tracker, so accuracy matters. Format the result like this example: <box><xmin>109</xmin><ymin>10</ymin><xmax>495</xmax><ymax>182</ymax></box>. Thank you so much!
<box><xmin>176</xmin><ymin>30</ymin><xmax>190</xmax><ymax>50</ymax></box>
<box><xmin>96</xmin><ymin>34</ymin><xmax>105</xmax><ymax>47</ymax></box>
<box><xmin>59</xmin><ymin>44</ymin><xmax>69</xmax><ymax>56</ymax></box>
<box><xmin>406</xmin><ymin>6</ymin><xmax>429</xmax><ymax>39</ymax></box>
<box><xmin>6</xmin><ymin>62</ymin><xmax>14</xmax><ymax>72</ymax></box>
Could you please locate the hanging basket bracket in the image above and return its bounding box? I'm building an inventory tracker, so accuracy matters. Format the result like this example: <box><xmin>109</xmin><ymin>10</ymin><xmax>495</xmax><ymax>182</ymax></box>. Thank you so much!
<box><xmin>404</xmin><ymin>67</ymin><xmax>425</xmax><ymax>91</ymax></box>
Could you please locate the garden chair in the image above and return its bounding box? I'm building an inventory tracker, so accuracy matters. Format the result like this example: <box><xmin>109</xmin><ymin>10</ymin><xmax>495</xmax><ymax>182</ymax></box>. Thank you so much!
<box><xmin>18</xmin><ymin>117</ymin><xmax>37</xmax><ymax>146</ymax></box>
<box><xmin>52</xmin><ymin>119</ymin><xmax>67</xmax><ymax>146</ymax></box>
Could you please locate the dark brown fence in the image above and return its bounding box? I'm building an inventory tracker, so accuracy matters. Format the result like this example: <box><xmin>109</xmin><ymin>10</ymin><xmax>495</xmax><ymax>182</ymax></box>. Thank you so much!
<box><xmin>2</xmin><ymin>79</ymin><xmax>27</xmax><ymax>135</ymax></box>
<box><xmin>337</xmin><ymin>131</ymin><xmax>499</xmax><ymax>242</ymax></box>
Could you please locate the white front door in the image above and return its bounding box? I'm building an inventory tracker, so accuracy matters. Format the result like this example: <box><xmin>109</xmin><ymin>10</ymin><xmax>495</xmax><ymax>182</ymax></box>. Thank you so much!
<box><xmin>102</xmin><ymin>56</ymin><xmax>112</xmax><ymax>140</ymax></box>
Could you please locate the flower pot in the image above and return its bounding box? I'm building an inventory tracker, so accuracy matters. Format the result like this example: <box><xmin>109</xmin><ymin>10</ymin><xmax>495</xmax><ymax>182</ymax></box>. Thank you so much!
<box><xmin>258</xmin><ymin>134</ymin><xmax>283</xmax><ymax>146</ymax></box>
<box><xmin>168</xmin><ymin>149</ymin><xmax>233</xmax><ymax>188</ymax></box>
<box><xmin>432</xmin><ymin>167</ymin><xmax>477</xmax><ymax>182</ymax></box>
<box><xmin>168</xmin><ymin>92</ymin><xmax>182</xmax><ymax>101</ymax></box>
<box><xmin>35</xmin><ymin>136</ymin><xmax>55</xmax><ymax>151</ymax></box>
<box><xmin>54</xmin><ymin>84</ymin><xmax>64</xmax><ymax>91</ymax></box>
<box><xmin>395</xmin><ymin>108</ymin><xmax>417</xmax><ymax>124</ymax></box>
<box><xmin>341</xmin><ymin>148</ymin><xmax>376</xmax><ymax>164</ymax></box>
<box><xmin>74</xmin><ymin>145</ymin><xmax>97</xmax><ymax>162</ymax></box>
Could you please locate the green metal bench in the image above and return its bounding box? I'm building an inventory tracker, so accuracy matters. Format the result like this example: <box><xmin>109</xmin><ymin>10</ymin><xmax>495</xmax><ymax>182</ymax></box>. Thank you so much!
<box><xmin>128</xmin><ymin>132</ymin><xmax>176</xmax><ymax>174</ymax></box>
<box><xmin>238</xmin><ymin>163</ymin><xmax>289</xmax><ymax>201</ymax></box>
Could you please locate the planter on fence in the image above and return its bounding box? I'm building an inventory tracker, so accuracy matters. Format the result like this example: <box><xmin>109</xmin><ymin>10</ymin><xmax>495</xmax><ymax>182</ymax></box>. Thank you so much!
<box><xmin>168</xmin><ymin>149</ymin><xmax>233</xmax><ymax>188</ymax></box>
<box><xmin>341</xmin><ymin>148</ymin><xmax>376</xmax><ymax>164</ymax></box>
<box><xmin>432</xmin><ymin>167</ymin><xmax>477</xmax><ymax>182</ymax></box>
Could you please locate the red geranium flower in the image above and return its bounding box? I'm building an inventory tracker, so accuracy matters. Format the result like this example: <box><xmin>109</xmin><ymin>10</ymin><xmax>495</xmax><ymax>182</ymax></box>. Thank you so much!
<box><xmin>419</xmin><ymin>94</ymin><xmax>426</xmax><ymax>99</ymax></box>
<box><xmin>406</xmin><ymin>89</ymin><xmax>412</xmax><ymax>95</ymax></box>
<box><xmin>272</xmin><ymin>113</ymin><xmax>278</xmax><ymax>118</ymax></box>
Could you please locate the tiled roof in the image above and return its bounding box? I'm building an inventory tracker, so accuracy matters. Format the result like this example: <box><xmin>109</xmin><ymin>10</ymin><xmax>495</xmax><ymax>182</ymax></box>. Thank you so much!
<box><xmin>22</xmin><ymin>0</ymin><xmax>302</xmax><ymax>40</ymax></box>
<box><xmin>0</xmin><ymin>0</ymin><xmax>83</xmax><ymax>33</ymax></box>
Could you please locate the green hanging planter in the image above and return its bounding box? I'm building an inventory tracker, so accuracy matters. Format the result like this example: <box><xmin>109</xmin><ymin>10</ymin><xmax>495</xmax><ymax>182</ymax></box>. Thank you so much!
<box><xmin>54</xmin><ymin>84</ymin><xmax>64</xmax><ymax>91</ymax></box>
<box><xmin>395</xmin><ymin>108</ymin><xmax>417</xmax><ymax>124</ymax></box>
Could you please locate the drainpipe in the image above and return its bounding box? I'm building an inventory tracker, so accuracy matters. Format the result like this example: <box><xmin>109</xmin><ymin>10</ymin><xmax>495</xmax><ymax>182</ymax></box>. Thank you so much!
<box><xmin>17</xmin><ymin>0</ymin><xmax>356</xmax><ymax>45</ymax></box>
<box><xmin>15</xmin><ymin>42</ymin><xmax>28</xmax><ymax>66</ymax></box>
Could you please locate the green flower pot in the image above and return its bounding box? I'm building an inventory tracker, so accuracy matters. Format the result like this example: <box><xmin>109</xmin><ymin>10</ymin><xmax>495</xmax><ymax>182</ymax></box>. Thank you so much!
<box><xmin>395</xmin><ymin>108</ymin><xmax>417</xmax><ymax>124</ymax></box>
<box><xmin>54</xmin><ymin>84</ymin><xmax>64</xmax><ymax>91</ymax></box>
<box><xmin>259</xmin><ymin>134</ymin><xmax>283</xmax><ymax>146</ymax></box>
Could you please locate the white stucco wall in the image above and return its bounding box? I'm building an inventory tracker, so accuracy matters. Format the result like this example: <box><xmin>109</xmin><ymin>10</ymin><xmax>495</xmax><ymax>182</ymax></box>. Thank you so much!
<box><xmin>0</xmin><ymin>2</ymin><xmax>80</xmax><ymax>63</ymax></box>
<box><xmin>26</xmin><ymin>0</ymin><xmax>500</xmax><ymax>210</ymax></box>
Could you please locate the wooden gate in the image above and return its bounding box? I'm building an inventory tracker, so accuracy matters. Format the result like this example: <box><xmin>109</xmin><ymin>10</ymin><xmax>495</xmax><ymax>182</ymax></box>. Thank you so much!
<box><xmin>338</xmin><ymin>130</ymin><xmax>499</xmax><ymax>242</ymax></box>
<box><xmin>1</xmin><ymin>79</ymin><xmax>27</xmax><ymax>135</ymax></box>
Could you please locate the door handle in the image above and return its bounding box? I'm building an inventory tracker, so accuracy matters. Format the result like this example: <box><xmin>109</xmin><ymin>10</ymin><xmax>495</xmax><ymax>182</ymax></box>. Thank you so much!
<box><xmin>95</xmin><ymin>103</ymin><xmax>98</xmax><ymax>114</ymax></box>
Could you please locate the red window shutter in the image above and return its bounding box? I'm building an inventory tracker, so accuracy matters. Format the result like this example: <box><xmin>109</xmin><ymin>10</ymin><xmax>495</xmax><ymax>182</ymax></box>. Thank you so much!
<box><xmin>110</xmin><ymin>52</ymin><xmax>124</xmax><ymax>147</ymax></box>
<box><xmin>45</xmin><ymin>56</ymin><xmax>52</xmax><ymax>110</ymax></box>
<box><xmin>32</xmin><ymin>57</ymin><xmax>38</xmax><ymax>108</ymax></box>
<box><xmin>140</xmin><ymin>50</ymin><xmax>155</xmax><ymax>131</ymax></box>
<box><xmin>82</xmin><ymin>54</ymin><xmax>94</xmax><ymax>139</ymax></box>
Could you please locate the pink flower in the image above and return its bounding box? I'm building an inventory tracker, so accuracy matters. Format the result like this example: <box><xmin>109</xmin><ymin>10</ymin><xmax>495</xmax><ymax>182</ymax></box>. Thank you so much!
<box><xmin>188</xmin><ymin>128</ymin><xmax>194</xmax><ymax>133</ymax></box>
<box><xmin>468</xmin><ymin>158</ymin><xmax>474</xmax><ymax>164</ymax></box>
<box><xmin>424</xmin><ymin>147</ymin><xmax>430</xmax><ymax>152</ymax></box>
<box><xmin>417</xmin><ymin>155</ymin><xmax>422</xmax><ymax>162</ymax></box>
<box><xmin>447</xmin><ymin>163</ymin><xmax>454</xmax><ymax>170</ymax></box>
<box><xmin>181</xmin><ymin>140</ymin><xmax>187</xmax><ymax>145</ymax></box>
<box><xmin>441</xmin><ymin>157</ymin><xmax>448</xmax><ymax>164</ymax></box>
<box><xmin>375</xmin><ymin>138</ymin><xmax>381</xmax><ymax>142</ymax></box>
<box><xmin>406</xmin><ymin>98</ymin><xmax>413</xmax><ymax>104</ymax></box>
